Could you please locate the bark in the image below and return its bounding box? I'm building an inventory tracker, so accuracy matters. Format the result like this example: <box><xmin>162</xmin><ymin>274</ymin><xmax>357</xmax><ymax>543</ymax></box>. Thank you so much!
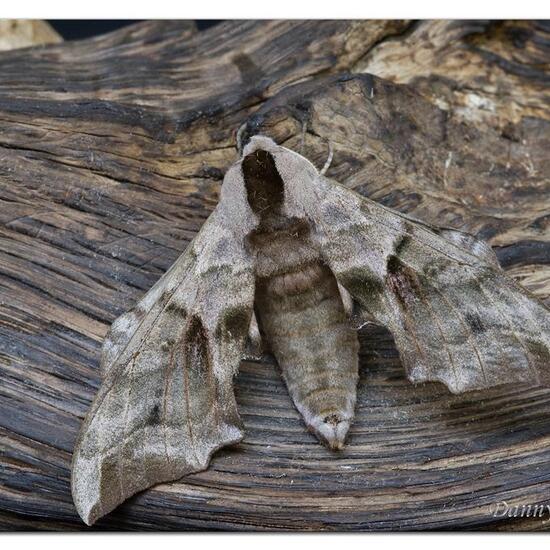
<box><xmin>0</xmin><ymin>20</ymin><xmax>549</xmax><ymax>531</ymax></box>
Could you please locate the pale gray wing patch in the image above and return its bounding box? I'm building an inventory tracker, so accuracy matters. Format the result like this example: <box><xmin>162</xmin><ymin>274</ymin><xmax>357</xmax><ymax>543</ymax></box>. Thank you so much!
<box><xmin>369</xmin><ymin>208</ymin><xmax>502</xmax><ymax>269</ymax></box>
<box><xmin>100</xmin><ymin>247</ymin><xmax>194</xmax><ymax>376</ymax></box>
<box><xmin>434</xmin><ymin>227</ymin><xmax>501</xmax><ymax>269</ymax></box>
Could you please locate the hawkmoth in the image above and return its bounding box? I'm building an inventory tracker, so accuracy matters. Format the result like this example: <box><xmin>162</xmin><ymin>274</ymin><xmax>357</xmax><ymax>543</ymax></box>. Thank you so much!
<box><xmin>72</xmin><ymin>135</ymin><xmax>550</xmax><ymax>525</ymax></box>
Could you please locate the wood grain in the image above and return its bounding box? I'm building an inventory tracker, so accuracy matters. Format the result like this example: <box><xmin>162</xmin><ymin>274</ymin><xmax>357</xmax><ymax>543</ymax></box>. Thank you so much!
<box><xmin>0</xmin><ymin>20</ymin><xmax>549</xmax><ymax>531</ymax></box>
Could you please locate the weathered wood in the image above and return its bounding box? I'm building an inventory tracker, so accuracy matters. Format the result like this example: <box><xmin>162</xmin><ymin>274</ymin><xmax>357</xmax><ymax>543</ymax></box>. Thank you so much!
<box><xmin>0</xmin><ymin>20</ymin><xmax>61</xmax><ymax>51</ymax></box>
<box><xmin>0</xmin><ymin>20</ymin><xmax>549</xmax><ymax>531</ymax></box>
<box><xmin>357</xmin><ymin>20</ymin><xmax>550</xmax><ymax>131</ymax></box>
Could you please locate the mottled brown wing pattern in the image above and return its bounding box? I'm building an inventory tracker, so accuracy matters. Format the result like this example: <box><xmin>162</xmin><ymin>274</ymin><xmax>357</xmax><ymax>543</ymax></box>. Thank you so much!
<box><xmin>311</xmin><ymin>176</ymin><xmax>550</xmax><ymax>394</ymax></box>
<box><xmin>71</xmin><ymin>211</ymin><xmax>256</xmax><ymax>525</ymax></box>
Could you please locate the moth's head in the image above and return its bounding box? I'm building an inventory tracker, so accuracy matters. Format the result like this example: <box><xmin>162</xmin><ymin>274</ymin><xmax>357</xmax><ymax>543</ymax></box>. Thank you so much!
<box><xmin>242</xmin><ymin>147</ymin><xmax>284</xmax><ymax>216</ymax></box>
<box><xmin>218</xmin><ymin>135</ymin><xmax>320</xmax><ymax>233</ymax></box>
<box><xmin>236</xmin><ymin>135</ymin><xmax>319</xmax><ymax>222</ymax></box>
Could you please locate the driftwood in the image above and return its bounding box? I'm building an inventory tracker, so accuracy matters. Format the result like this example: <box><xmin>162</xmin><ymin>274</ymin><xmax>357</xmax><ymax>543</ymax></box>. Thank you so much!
<box><xmin>0</xmin><ymin>20</ymin><xmax>549</xmax><ymax>531</ymax></box>
<box><xmin>0</xmin><ymin>19</ymin><xmax>61</xmax><ymax>51</ymax></box>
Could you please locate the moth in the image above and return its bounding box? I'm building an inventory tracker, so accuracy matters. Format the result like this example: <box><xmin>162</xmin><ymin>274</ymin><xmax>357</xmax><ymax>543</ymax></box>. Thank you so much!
<box><xmin>72</xmin><ymin>135</ymin><xmax>550</xmax><ymax>525</ymax></box>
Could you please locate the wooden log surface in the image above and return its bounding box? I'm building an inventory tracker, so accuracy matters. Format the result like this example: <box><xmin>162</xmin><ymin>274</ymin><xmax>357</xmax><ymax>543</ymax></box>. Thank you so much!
<box><xmin>0</xmin><ymin>20</ymin><xmax>549</xmax><ymax>531</ymax></box>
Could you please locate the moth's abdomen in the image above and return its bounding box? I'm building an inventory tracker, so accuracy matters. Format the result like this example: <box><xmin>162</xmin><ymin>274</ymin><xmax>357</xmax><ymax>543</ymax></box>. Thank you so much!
<box><xmin>255</xmin><ymin>254</ymin><xmax>359</xmax><ymax>450</ymax></box>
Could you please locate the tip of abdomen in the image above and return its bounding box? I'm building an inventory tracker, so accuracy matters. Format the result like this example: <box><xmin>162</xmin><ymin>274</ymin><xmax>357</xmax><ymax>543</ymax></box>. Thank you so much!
<box><xmin>308</xmin><ymin>413</ymin><xmax>351</xmax><ymax>451</ymax></box>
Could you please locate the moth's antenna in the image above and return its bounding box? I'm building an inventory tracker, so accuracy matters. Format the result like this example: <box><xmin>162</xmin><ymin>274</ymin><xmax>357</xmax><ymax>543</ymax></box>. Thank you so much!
<box><xmin>320</xmin><ymin>140</ymin><xmax>333</xmax><ymax>175</ymax></box>
<box><xmin>236</xmin><ymin>122</ymin><xmax>248</xmax><ymax>156</ymax></box>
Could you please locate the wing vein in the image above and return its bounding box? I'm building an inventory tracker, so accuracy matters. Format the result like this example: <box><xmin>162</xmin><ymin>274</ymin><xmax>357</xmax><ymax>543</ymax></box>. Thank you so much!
<box><xmin>117</xmin><ymin>355</ymin><xmax>136</xmax><ymax>503</ymax></box>
<box><xmin>479</xmin><ymin>278</ymin><xmax>538</xmax><ymax>381</ymax></box>
<box><xmin>161</xmin><ymin>340</ymin><xmax>178</xmax><ymax>469</ymax></box>
<box><xmin>429</xmin><ymin>281</ymin><xmax>489</xmax><ymax>385</ymax></box>
<box><xmin>413</xmin><ymin>282</ymin><xmax>460</xmax><ymax>388</ymax></box>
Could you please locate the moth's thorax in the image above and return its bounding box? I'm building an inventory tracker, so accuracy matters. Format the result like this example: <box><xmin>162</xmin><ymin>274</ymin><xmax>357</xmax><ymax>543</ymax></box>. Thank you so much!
<box><xmin>249</xmin><ymin>216</ymin><xmax>321</xmax><ymax>282</ymax></box>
